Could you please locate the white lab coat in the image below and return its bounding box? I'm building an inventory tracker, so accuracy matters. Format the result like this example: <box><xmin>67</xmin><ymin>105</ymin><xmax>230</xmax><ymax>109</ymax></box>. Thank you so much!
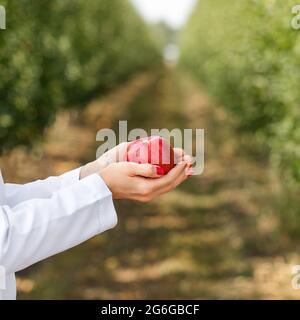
<box><xmin>0</xmin><ymin>168</ymin><xmax>117</xmax><ymax>300</ymax></box>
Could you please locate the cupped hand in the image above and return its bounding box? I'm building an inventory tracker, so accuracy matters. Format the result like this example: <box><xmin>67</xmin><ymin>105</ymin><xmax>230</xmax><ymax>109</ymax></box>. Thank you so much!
<box><xmin>80</xmin><ymin>143</ymin><xmax>194</xmax><ymax>180</ymax></box>
<box><xmin>99</xmin><ymin>161</ymin><xmax>189</xmax><ymax>202</ymax></box>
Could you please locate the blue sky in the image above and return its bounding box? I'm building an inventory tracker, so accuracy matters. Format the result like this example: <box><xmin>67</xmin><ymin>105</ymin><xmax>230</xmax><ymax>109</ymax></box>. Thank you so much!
<box><xmin>130</xmin><ymin>0</ymin><xmax>196</xmax><ymax>29</ymax></box>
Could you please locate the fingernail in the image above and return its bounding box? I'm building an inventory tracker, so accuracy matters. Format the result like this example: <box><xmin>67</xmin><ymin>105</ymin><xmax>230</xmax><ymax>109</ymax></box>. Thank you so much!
<box><xmin>155</xmin><ymin>166</ymin><xmax>164</xmax><ymax>175</ymax></box>
<box><xmin>186</xmin><ymin>168</ymin><xmax>194</xmax><ymax>176</ymax></box>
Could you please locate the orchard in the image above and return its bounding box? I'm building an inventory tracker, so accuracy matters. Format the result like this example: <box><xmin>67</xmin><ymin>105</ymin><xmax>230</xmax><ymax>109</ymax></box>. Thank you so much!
<box><xmin>180</xmin><ymin>0</ymin><xmax>300</xmax><ymax>183</ymax></box>
<box><xmin>0</xmin><ymin>0</ymin><xmax>160</xmax><ymax>152</ymax></box>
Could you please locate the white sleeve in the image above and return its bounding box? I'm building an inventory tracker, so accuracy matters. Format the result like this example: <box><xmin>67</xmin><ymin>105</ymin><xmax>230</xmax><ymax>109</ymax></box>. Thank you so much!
<box><xmin>4</xmin><ymin>168</ymin><xmax>82</xmax><ymax>207</ymax></box>
<box><xmin>0</xmin><ymin>174</ymin><xmax>117</xmax><ymax>274</ymax></box>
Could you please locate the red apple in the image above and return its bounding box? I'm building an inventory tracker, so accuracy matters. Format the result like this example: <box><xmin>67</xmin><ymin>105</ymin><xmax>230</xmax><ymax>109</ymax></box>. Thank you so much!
<box><xmin>126</xmin><ymin>136</ymin><xmax>175</xmax><ymax>175</ymax></box>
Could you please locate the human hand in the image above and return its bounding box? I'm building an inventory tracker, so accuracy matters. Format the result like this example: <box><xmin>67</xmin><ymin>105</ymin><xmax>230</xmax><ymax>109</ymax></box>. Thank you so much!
<box><xmin>80</xmin><ymin>143</ymin><xmax>193</xmax><ymax>180</ymax></box>
<box><xmin>99</xmin><ymin>161</ymin><xmax>189</xmax><ymax>202</ymax></box>
<box><xmin>80</xmin><ymin>142</ymin><xmax>128</xmax><ymax>179</ymax></box>
<box><xmin>173</xmin><ymin>148</ymin><xmax>194</xmax><ymax>176</ymax></box>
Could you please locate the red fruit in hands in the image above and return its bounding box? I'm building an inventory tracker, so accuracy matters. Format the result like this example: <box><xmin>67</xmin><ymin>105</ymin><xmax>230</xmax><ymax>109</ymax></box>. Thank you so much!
<box><xmin>126</xmin><ymin>136</ymin><xmax>175</xmax><ymax>175</ymax></box>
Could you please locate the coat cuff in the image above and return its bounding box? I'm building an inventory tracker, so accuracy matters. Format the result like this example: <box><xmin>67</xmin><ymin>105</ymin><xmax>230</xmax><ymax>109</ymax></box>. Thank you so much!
<box><xmin>79</xmin><ymin>173</ymin><xmax>118</xmax><ymax>232</ymax></box>
<box><xmin>60</xmin><ymin>169</ymin><xmax>117</xmax><ymax>232</ymax></box>
<box><xmin>60</xmin><ymin>168</ymin><xmax>81</xmax><ymax>189</ymax></box>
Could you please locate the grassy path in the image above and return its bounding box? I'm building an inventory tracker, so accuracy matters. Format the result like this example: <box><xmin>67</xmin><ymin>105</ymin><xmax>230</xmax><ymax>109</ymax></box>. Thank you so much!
<box><xmin>6</xmin><ymin>67</ymin><xmax>299</xmax><ymax>299</ymax></box>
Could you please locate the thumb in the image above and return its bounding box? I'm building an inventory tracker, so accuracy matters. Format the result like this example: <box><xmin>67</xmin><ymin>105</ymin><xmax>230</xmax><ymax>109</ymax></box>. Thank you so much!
<box><xmin>127</xmin><ymin>163</ymin><xmax>164</xmax><ymax>178</ymax></box>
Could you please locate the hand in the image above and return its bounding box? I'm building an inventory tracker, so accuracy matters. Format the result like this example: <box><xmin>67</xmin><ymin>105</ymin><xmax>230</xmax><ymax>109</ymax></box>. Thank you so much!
<box><xmin>80</xmin><ymin>142</ymin><xmax>128</xmax><ymax>179</ymax></box>
<box><xmin>174</xmin><ymin>148</ymin><xmax>194</xmax><ymax>176</ymax></box>
<box><xmin>80</xmin><ymin>144</ymin><xmax>193</xmax><ymax>180</ymax></box>
<box><xmin>97</xmin><ymin>142</ymin><xmax>128</xmax><ymax>166</ymax></box>
<box><xmin>99</xmin><ymin>161</ymin><xmax>189</xmax><ymax>202</ymax></box>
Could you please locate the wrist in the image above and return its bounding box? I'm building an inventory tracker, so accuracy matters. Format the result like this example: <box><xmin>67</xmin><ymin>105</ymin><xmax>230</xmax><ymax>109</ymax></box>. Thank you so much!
<box><xmin>99</xmin><ymin>166</ymin><xmax>113</xmax><ymax>194</ymax></box>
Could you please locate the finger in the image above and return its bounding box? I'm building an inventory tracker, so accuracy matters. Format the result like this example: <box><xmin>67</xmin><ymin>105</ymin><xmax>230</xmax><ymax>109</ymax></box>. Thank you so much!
<box><xmin>183</xmin><ymin>154</ymin><xmax>193</xmax><ymax>166</ymax></box>
<box><xmin>127</xmin><ymin>162</ymin><xmax>164</xmax><ymax>178</ymax></box>
<box><xmin>162</xmin><ymin>165</ymin><xmax>189</xmax><ymax>193</ymax></box>
<box><xmin>136</xmin><ymin>162</ymin><xmax>189</xmax><ymax>200</ymax></box>
<box><xmin>174</xmin><ymin>148</ymin><xmax>193</xmax><ymax>167</ymax></box>
<box><xmin>163</xmin><ymin>161</ymin><xmax>187</xmax><ymax>183</ymax></box>
<box><xmin>173</xmin><ymin>148</ymin><xmax>185</xmax><ymax>164</ymax></box>
<box><xmin>185</xmin><ymin>166</ymin><xmax>194</xmax><ymax>176</ymax></box>
<box><xmin>148</xmin><ymin>163</ymin><xmax>189</xmax><ymax>198</ymax></box>
<box><xmin>173</xmin><ymin>167</ymin><xmax>189</xmax><ymax>187</ymax></box>
<box><xmin>148</xmin><ymin>161</ymin><xmax>187</xmax><ymax>190</ymax></box>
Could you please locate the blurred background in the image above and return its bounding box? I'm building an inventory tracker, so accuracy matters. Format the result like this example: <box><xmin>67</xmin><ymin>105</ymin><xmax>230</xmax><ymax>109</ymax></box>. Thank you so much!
<box><xmin>0</xmin><ymin>0</ymin><xmax>300</xmax><ymax>299</ymax></box>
